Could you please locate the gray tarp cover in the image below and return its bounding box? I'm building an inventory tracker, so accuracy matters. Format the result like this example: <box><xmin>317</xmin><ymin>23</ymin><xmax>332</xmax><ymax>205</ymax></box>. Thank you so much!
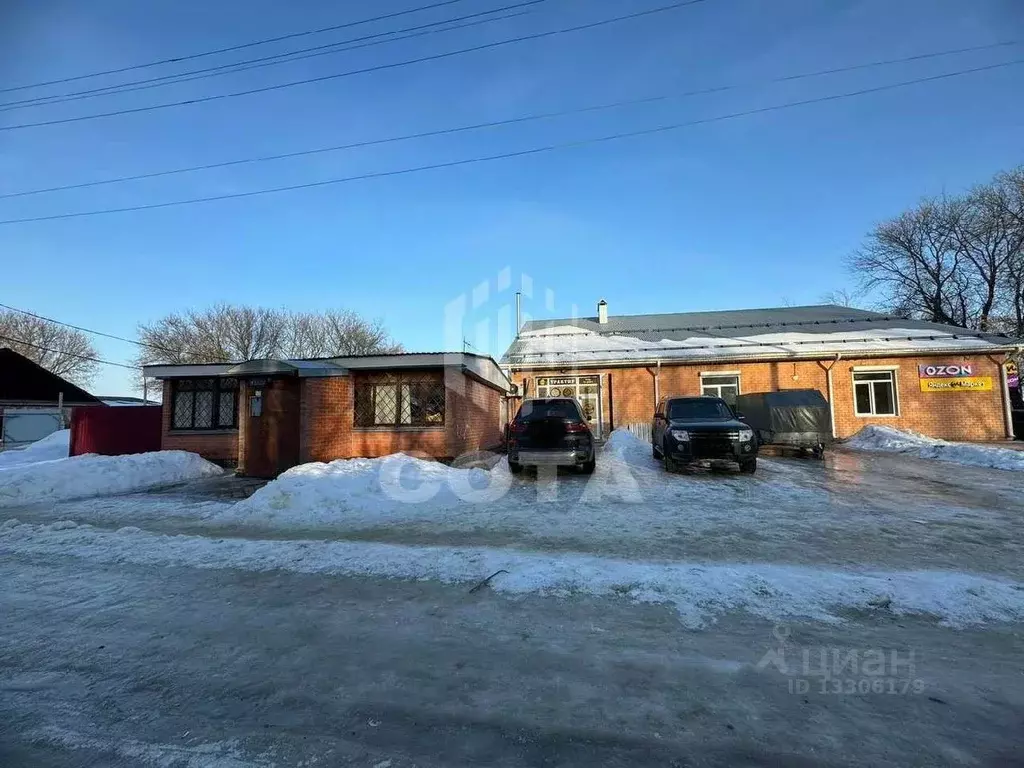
<box><xmin>734</xmin><ymin>390</ymin><xmax>832</xmax><ymax>445</ymax></box>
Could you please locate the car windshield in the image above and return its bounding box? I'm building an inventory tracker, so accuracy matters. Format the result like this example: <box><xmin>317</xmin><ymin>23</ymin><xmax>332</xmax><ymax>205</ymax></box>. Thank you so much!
<box><xmin>668</xmin><ymin>399</ymin><xmax>734</xmax><ymax>420</ymax></box>
<box><xmin>517</xmin><ymin>399</ymin><xmax>580</xmax><ymax>421</ymax></box>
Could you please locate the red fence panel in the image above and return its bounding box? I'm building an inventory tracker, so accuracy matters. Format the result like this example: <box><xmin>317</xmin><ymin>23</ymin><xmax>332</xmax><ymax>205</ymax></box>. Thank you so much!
<box><xmin>70</xmin><ymin>406</ymin><xmax>163</xmax><ymax>457</ymax></box>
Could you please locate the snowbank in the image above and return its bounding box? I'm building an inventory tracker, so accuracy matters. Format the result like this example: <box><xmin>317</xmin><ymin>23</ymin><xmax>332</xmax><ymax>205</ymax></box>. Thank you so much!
<box><xmin>846</xmin><ymin>426</ymin><xmax>1024</xmax><ymax>472</ymax></box>
<box><xmin>3</xmin><ymin>520</ymin><xmax>1023</xmax><ymax>628</ymax></box>
<box><xmin>216</xmin><ymin>452</ymin><xmax>512</xmax><ymax>528</ymax></box>
<box><xmin>0</xmin><ymin>430</ymin><xmax>70</xmax><ymax>470</ymax></box>
<box><xmin>0</xmin><ymin>451</ymin><xmax>223</xmax><ymax>507</ymax></box>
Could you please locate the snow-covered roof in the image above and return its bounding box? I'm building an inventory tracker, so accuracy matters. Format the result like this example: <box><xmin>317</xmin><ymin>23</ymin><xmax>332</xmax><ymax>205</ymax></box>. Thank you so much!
<box><xmin>502</xmin><ymin>305</ymin><xmax>1021</xmax><ymax>367</ymax></box>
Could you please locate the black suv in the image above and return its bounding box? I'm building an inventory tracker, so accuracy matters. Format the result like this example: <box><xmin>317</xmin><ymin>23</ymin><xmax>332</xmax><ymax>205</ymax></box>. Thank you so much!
<box><xmin>507</xmin><ymin>397</ymin><xmax>596</xmax><ymax>474</ymax></box>
<box><xmin>651</xmin><ymin>396</ymin><xmax>757</xmax><ymax>473</ymax></box>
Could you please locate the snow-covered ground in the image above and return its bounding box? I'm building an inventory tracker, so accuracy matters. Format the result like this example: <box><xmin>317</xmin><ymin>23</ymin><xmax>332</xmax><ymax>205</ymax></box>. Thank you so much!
<box><xmin>0</xmin><ymin>450</ymin><xmax>223</xmax><ymax>508</ymax></box>
<box><xmin>3</xmin><ymin>430</ymin><xmax>1023</xmax><ymax>765</ymax></box>
<box><xmin>3</xmin><ymin>518</ymin><xmax>1022</xmax><ymax>629</ymax></box>
<box><xmin>0</xmin><ymin>429</ymin><xmax>69</xmax><ymax>470</ymax></box>
<box><xmin>846</xmin><ymin>425</ymin><xmax>1024</xmax><ymax>472</ymax></box>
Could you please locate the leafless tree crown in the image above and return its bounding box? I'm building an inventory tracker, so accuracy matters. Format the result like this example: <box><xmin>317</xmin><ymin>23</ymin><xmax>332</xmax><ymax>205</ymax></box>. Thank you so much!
<box><xmin>135</xmin><ymin>305</ymin><xmax>403</xmax><ymax>367</ymax></box>
<box><xmin>0</xmin><ymin>310</ymin><xmax>100</xmax><ymax>386</ymax></box>
<box><xmin>848</xmin><ymin>165</ymin><xmax>1024</xmax><ymax>337</ymax></box>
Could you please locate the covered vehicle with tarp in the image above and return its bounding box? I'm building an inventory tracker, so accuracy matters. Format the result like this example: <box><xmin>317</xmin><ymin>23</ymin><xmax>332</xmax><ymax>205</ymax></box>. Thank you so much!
<box><xmin>733</xmin><ymin>389</ymin><xmax>833</xmax><ymax>455</ymax></box>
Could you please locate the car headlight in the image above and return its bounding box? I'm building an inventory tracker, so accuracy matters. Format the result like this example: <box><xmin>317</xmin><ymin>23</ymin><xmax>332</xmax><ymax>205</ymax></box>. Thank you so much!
<box><xmin>669</xmin><ymin>429</ymin><xmax>690</xmax><ymax>441</ymax></box>
<box><xmin>739</xmin><ymin>428</ymin><xmax>754</xmax><ymax>442</ymax></box>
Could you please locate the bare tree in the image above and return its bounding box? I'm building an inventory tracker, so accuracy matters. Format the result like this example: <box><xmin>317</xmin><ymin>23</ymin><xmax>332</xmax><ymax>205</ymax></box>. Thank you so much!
<box><xmin>819</xmin><ymin>288</ymin><xmax>867</xmax><ymax>308</ymax></box>
<box><xmin>135</xmin><ymin>304</ymin><xmax>402</xmax><ymax>370</ymax></box>
<box><xmin>0</xmin><ymin>310</ymin><xmax>100</xmax><ymax>386</ymax></box>
<box><xmin>849</xmin><ymin>167</ymin><xmax>1024</xmax><ymax>337</ymax></box>
<box><xmin>849</xmin><ymin>198</ymin><xmax>973</xmax><ymax>326</ymax></box>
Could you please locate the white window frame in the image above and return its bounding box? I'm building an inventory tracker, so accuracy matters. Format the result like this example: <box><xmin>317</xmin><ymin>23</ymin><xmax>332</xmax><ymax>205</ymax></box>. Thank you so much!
<box><xmin>851</xmin><ymin>367</ymin><xmax>900</xmax><ymax>417</ymax></box>
<box><xmin>700</xmin><ymin>371</ymin><xmax>741</xmax><ymax>402</ymax></box>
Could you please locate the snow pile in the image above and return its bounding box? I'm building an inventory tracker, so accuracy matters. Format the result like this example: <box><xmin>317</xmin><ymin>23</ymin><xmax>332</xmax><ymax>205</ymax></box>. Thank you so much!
<box><xmin>0</xmin><ymin>430</ymin><xmax>70</xmax><ymax>470</ymax></box>
<box><xmin>846</xmin><ymin>426</ymin><xmax>1024</xmax><ymax>472</ymax></box>
<box><xmin>0</xmin><ymin>451</ymin><xmax>223</xmax><ymax>508</ymax></box>
<box><xmin>216</xmin><ymin>452</ymin><xmax>512</xmax><ymax>528</ymax></box>
<box><xmin>603</xmin><ymin>428</ymin><xmax>655</xmax><ymax>467</ymax></box>
<box><xmin>3</xmin><ymin>520</ymin><xmax>1023</xmax><ymax>628</ymax></box>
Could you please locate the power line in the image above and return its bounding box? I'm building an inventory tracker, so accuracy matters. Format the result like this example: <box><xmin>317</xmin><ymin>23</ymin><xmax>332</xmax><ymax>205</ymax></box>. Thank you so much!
<box><xmin>0</xmin><ymin>0</ymin><xmax>710</xmax><ymax>133</ymax></box>
<box><xmin>1</xmin><ymin>58</ymin><xmax>1019</xmax><ymax>226</ymax></box>
<box><xmin>1</xmin><ymin>41</ymin><xmax>1015</xmax><ymax>201</ymax></box>
<box><xmin>0</xmin><ymin>333</ymin><xmax>140</xmax><ymax>370</ymax></box>
<box><xmin>0</xmin><ymin>2</ymin><xmax>545</xmax><ymax>112</ymax></box>
<box><xmin>0</xmin><ymin>302</ymin><xmax>234</xmax><ymax>362</ymax></box>
<box><xmin>0</xmin><ymin>0</ymin><xmax>475</xmax><ymax>96</ymax></box>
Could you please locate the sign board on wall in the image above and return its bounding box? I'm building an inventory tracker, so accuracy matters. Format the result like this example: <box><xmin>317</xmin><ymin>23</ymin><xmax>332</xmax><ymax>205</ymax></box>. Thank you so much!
<box><xmin>1007</xmin><ymin>361</ymin><xmax>1019</xmax><ymax>389</ymax></box>
<box><xmin>918</xmin><ymin>363</ymin><xmax>992</xmax><ymax>392</ymax></box>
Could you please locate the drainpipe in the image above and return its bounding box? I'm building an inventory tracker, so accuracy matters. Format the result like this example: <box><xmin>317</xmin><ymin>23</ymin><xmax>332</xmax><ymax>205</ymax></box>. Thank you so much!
<box><xmin>1002</xmin><ymin>347</ymin><xmax>1022</xmax><ymax>439</ymax></box>
<box><xmin>825</xmin><ymin>353</ymin><xmax>842</xmax><ymax>439</ymax></box>
<box><xmin>654</xmin><ymin>359</ymin><xmax>661</xmax><ymax>406</ymax></box>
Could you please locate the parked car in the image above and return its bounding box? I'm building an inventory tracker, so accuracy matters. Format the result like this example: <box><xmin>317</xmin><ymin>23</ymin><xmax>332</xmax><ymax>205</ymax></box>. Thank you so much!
<box><xmin>507</xmin><ymin>397</ymin><xmax>596</xmax><ymax>474</ymax></box>
<box><xmin>733</xmin><ymin>389</ymin><xmax>833</xmax><ymax>457</ymax></box>
<box><xmin>651</xmin><ymin>396</ymin><xmax>757</xmax><ymax>473</ymax></box>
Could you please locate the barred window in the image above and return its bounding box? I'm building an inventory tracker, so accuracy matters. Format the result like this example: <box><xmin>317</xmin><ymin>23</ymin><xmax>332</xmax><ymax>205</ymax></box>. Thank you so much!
<box><xmin>354</xmin><ymin>372</ymin><xmax>445</xmax><ymax>427</ymax></box>
<box><xmin>171</xmin><ymin>378</ymin><xmax>238</xmax><ymax>430</ymax></box>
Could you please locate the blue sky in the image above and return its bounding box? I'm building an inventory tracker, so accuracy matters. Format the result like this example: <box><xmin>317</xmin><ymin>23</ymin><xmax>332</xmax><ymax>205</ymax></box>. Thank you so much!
<box><xmin>1</xmin><ymin>0</ymin><xmax>1022</xmax><ymax>395</ymax></box>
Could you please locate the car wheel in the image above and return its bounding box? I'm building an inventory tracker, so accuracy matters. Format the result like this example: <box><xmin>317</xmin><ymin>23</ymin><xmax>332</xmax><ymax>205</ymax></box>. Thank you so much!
<box><xmin>739</xmin><ymin>458</ymin><xmax>757</xmax><ymax>474</ymax></box>
<box><xmin>579</xmin><ymin>458</ymin><xmax>596</xmax><ymax>475</ymax></box>
<box><xmin>509</xmin><ymin>460</ymin><xmax>523</xmax><ymax>474</ymax></box>
<box><xmin>663</xmin><ymin>444</ymin><xmax>676</xmax><ymax>473</ymax></box>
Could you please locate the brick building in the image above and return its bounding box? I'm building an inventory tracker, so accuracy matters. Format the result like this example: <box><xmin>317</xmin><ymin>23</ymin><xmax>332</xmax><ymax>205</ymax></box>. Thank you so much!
<box><xmin>501</xmin><ymin>304</ymin><xmax>1022</xmax><ymax>443</ymax></box>
<box><xmin>143</xmin><ymin>353</ymin><xmax>511</xmax><ymax>477</ymax></box>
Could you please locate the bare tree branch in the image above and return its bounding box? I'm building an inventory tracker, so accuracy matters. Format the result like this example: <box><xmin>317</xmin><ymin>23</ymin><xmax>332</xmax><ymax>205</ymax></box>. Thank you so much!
<box><xmin>0</xmin><ymin>310</ymin><xmax>100</xmax><ymax>386</ymax></box>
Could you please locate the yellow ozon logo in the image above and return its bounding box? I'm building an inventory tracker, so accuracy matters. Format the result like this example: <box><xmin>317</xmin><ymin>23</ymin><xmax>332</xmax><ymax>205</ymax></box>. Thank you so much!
<box><xmin>920</xmin><ymin>377</ymin><xmax>993</xmax><ymax>392</ymax></box>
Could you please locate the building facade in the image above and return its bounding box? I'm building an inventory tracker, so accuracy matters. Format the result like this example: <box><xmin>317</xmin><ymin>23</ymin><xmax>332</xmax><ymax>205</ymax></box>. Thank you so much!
<box><xmin>502</xmin><ymin>304</ymin><xmax>1022</xmax><ymax>443</ymax></box>
<box><xmin>145</xmin><ymin>353</ymin><xmax>511</xmax><ymax>477</ymax></box>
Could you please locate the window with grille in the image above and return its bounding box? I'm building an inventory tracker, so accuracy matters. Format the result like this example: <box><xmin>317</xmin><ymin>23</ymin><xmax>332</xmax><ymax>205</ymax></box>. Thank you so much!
<box><xmin>700</xmin><ymin>374</ymin><xmax>740</xmax><ymax>405</ymax></box>
<box><xmin>853</xmin><ymin>370</ymin><xmax>898</xmax><ymax>416</ymax></box>
<box><xmin>171</xmin><ymin>378</ymin><xmax>238</xmax><ymax>430</ymax></box>
<box><xmin>354</xmin><ymin>372</ymin><xmax>445</xmax><ymax>427</ymax></box>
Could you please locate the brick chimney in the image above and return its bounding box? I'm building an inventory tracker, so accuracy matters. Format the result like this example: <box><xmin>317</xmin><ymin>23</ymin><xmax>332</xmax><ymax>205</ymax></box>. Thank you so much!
<box><xmin>598</xmin><ymin>299</ymin><xmax>608</xmax><ymax>324</ymax></box>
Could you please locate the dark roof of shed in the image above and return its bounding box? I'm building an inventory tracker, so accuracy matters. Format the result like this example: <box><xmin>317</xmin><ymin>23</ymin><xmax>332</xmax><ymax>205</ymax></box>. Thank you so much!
<box><xmin>0</xmin><ymin>347</ymin><xmax>103</xmax><ymax>404</ymax></box>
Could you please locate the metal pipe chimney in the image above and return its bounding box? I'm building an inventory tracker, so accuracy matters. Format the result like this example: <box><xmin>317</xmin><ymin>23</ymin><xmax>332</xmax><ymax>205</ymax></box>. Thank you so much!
<box><xmin>598</xmin><ymin>299</ymin><xmax>608</xmax><ymax>324</ymax></box>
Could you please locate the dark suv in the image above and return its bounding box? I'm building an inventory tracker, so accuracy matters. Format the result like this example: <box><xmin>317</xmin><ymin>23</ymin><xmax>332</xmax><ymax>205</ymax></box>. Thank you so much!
<box><xmin>507</xmin><ymin>397</ymin><xmax>596</xmax><ymax>474</ymax></box>
<box><xmin>651</xmin><ymin>396</ymin><xmax>757</xmax><ymax>473</ymax></box>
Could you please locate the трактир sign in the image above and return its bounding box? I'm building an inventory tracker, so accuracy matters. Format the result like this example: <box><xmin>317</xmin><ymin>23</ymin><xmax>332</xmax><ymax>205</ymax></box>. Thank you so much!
<box><xmin>918</xmin><ymin>363</ymin><xmax>992</xmax><ymax>392</ymax></box>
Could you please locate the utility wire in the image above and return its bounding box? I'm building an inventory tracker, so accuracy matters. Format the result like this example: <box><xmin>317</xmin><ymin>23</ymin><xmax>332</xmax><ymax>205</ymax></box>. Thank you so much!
<box><xmin>0</xmin><ymin>0</ymin><xmax>710</xmax><ymax>132</ymax></box>
<box><xmin>0</xmin><ymin>0</ymin><xmax>475</xmax><ymax>96</ymax></box>
<box><xmin>0</xmin><ymin>1</ymin><xmax>546</xmax><ymax>112</ymax></box>
<box><xmin>1</xmin><ymin>58</ymin><xmax>1019</xmax><ymax>226</ymax></box>
<box><xmin>0</xmin><ymin>333</ymin><xmax>140</xmax><ymax>370</ymax></box>
<box><xmin>1</xmin><ymin>41</ymin><xmax>1015</xmax><ymax>201</ymax></box>
<box><xmin>0</xmin><ymin>302</ymin><xmax>235</xmax><ymax>362</ymax></box>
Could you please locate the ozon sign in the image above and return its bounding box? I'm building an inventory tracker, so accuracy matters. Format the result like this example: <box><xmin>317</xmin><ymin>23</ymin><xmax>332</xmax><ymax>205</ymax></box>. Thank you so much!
<box><xmin>918</xmin><ymin>363</ymin><xmax>974</xmax><ymax>378</ymax></box>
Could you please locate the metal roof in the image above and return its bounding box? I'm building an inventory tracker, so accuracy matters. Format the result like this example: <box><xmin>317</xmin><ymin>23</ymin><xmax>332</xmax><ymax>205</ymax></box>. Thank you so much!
<box><xmin>503</xmin><ymin>305</ymin><xmax>1022</xmax><ymax>366</ymax></box>
<box><xmin>143</xmin><ymin>352</ymin><xmax>513</xmax><ymax>393</ymax></box>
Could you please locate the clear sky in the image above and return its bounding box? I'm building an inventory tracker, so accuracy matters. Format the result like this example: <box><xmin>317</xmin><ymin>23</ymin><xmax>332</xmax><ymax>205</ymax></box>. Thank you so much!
<box><xmin>1</xmin><ymin>0</ymin><xmax>1022</xmax><ymax>395</ymax></box>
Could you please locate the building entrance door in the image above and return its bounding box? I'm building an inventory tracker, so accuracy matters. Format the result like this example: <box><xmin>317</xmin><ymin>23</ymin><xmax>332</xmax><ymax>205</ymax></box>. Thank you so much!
<box><xmin>535</xmin><ymin>375</ymin><xmax>602</xmax><ymax>438</ymax></box>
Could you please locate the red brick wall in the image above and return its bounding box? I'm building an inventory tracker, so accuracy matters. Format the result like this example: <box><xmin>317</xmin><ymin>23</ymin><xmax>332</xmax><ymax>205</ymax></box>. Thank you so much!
<box><xmin>444</xmin><ymin>369</ymin><xmax>504</xmax><ymax>456</ymax></box>
<box><xmin>300</xmin><ymin>369</ymin><xmax>504</xmax><ymax>463</ymax></box>
<box><xmin>513</xmin><ymin>353</ymin><xmax>1009</xmax><ymax>442</ymax></box>
<box><xmin>160</xmin><ymin>380</ymin><xmax>239</xmax><ymax>465</ymax></box>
